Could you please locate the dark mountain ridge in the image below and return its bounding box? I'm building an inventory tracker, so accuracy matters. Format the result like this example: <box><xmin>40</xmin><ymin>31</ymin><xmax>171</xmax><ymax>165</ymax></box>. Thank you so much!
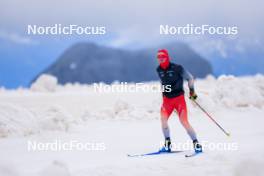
<box><xmin>34</xmin><ymin>42</ymin><xmax>212</xmax><ymax>84</ymax></box>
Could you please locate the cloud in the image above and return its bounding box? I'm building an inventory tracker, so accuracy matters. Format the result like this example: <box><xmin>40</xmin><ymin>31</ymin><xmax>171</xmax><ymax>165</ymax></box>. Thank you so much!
<box><xmin>0</xmin><ymin>0</ymin><xmax>263</xmax><ymax>49</ymax></box>
<box><xmin>195</xmin><ymin>39</ymin><xmax>228</xmax><ymax>59</ymax></box>
<box><xmin>0</xmin><ymin>30</ymin><xmax>38</xmax><ymax>45</ymax></box>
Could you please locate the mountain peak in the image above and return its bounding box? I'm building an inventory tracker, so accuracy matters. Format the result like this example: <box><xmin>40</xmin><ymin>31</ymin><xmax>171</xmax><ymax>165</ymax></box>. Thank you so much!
<box><xmin>34</xmin><ymin>42</ymin><xmax>212</xmax><ymax>85</ymax></box>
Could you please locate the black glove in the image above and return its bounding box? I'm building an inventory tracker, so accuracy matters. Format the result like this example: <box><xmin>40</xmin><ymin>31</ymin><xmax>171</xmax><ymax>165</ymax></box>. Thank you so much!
<box><xmin>189</xmin><ymin>89</ymin><xmax>198</xmax><ymax>100</ymax></box>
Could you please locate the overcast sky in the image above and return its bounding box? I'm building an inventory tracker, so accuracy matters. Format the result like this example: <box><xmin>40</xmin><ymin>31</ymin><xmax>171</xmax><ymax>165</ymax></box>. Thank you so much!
<box><xmin>0</xmin><ymin>0</ymin><xmax>263</xmax><ymax>52</ymax></box>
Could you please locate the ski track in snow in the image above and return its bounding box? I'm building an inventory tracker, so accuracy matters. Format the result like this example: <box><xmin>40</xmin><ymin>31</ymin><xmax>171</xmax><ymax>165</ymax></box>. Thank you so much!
<box><xmin>0</xmin><ymin>74</ymin><xmax>264</xmax><ymax>176</ymax></box>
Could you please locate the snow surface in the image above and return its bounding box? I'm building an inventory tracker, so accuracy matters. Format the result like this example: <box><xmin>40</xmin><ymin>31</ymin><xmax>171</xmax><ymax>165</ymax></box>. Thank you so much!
<box><xmin>0</xmin><ymin>74</ymin><xmax>264</xmax><ymax>176</ymax></box>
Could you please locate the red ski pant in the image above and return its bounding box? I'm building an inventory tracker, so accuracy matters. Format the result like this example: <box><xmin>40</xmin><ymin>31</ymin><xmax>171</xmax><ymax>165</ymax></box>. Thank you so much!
<box><xmin>160</xmin><ymin>95</ymin><xmax>197</xmax><ymax>141</ymax></box>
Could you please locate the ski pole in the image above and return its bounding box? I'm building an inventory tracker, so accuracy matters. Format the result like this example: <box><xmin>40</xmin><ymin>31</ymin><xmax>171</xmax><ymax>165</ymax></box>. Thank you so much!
<box><xmin>192</xmin><ymin>100</ymin><xmax>230</xmax><ymax>137</ymax></box>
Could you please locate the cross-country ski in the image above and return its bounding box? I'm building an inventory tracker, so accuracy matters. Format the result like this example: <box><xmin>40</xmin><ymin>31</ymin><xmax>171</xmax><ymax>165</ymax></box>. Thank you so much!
<box><xmin>127</xmin><ymin>150</ymin><xmax>184</xmax><ymax>157</ymax></box>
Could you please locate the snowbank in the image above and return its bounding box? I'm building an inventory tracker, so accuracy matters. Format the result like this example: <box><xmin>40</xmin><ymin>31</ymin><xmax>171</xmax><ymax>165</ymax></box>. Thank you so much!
<box><xmin>29</xmin><ymin>74</ymin><xmax>264</xmax><ymax>110</ymax></box>
<box><xmin>31</xmin><ymin>74</ymin><xmax>58</xmax><ymax>92</ymax></box>
<box><xmin>0</xmin><ymin>74</ymin><xmax>263</xmax><ymax>138</ymax></box>
<box><xmin>0</xmin><ymin>103</ymin><xmax>37</xmax><ymax>137</ymax></box>
<box><xmin>77</xmin><ymin>74</ymin><xmax>264</xmax><ymax>109</ymax></box>
<box><xmin>0</xmin><ymin>104</ymin><xmax>77</xmax><ymax>138</ymax></box>
<box><xmin>86</xmin><ymin>75</ymin><xmax>264</xmax><ymax>121</ymax></box>
<box><xmin>212</xmin><ymin>75</ymin><xmax>264</xmax><ymax>108</ymax></box>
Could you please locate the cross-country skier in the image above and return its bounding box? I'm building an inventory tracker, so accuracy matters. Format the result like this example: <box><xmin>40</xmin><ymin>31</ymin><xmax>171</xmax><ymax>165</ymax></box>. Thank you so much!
<box><xmin>156</xmin><ymin>49</ymin><xmax>202</xmax><ymax>153</ymax></box>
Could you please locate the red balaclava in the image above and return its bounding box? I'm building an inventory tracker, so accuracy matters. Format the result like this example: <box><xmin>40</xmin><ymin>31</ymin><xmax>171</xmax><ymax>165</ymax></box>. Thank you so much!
<box><xmin>157</xmin><ymin>49</ymin><xmax>170</xmax><ymax>69</ymax></box>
